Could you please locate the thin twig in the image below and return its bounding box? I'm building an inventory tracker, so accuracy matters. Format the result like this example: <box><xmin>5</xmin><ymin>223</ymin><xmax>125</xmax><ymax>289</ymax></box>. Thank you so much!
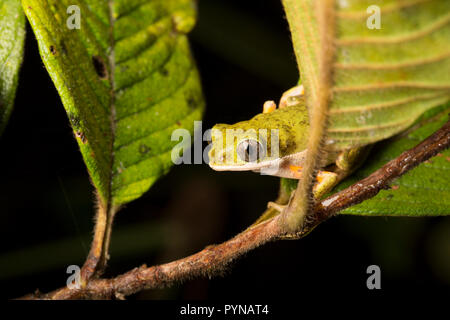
<box><xmin>20</xmin><ymin>119</ymin><xmax>449</xmax><ymax>300</ymax></box>
<box><xmin>80</xmin><ymin>202</ymin><xmax>118</xmax><ymax>285</ymax></box>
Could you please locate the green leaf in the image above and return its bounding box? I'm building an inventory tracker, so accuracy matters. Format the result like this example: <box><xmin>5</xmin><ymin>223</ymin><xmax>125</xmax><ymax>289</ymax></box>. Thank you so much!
<box><xmin>284</xmin><ymin>0</ymin><xmax>450</xmax><ymax>150</ymax></box>
<box><xmin>0</xmin><ymin>0</ymin><xmax>26</xmax><ymax>135</ymax></box>
<box><xmin>279</xmin><ymin>0</ymin><xmax>450</xmax><ymax>228</ymax></box>
<box><xmin>266</xmin><ymin>105</ymin><xmax>449</xmax><ymax>219</ymax></box>
<box><xmin>22</xmin><ymin>0</ymin><xmax>204</xmax><ymax>207</ymax></box>
<box><xmin>337</xmin><ymin>104</ymin><xmax>450</xmax><ymax>216</ymax></box>
<box><xmin>329</xmin><ymin>0</ymin><xmax>450</xmax><ymax>149</ymax></box>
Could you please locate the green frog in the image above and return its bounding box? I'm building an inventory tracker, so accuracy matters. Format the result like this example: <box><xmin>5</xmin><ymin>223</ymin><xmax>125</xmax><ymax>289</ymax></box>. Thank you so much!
<box><xmin>208</xmin><ymin>85</ymin><xmax>368</xmax><ymax>199</ymax></box>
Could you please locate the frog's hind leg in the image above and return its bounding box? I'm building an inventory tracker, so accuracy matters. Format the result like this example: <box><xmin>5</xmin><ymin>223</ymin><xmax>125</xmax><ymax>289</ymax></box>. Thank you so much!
<box><xmin>334</xmin><ymin>145</ymin><xmax>372</xmax><ymax>180</ymax></box>
<box><xmin>267</xmin><ymin>165</ymin><xmax>338</xmax><ymax>214</ymax></box>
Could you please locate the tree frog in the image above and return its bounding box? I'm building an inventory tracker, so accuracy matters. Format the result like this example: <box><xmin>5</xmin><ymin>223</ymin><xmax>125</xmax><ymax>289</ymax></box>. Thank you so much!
<box><xmin>208</xmin><ymin>85</ymin><xmax>367</xmax><ymax>199</ymax></box>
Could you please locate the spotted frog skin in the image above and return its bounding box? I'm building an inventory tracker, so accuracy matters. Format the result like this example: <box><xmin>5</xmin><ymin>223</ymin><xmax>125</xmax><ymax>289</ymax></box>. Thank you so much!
<box><xmin>209</xmin><ymin>100</ymin><xmax>308</xmax><ymax>170</ymax></box>
<box><xmin>207</xmin><ymin>85</ymin><xmax>370</xmax><ymax>199</ymax></box>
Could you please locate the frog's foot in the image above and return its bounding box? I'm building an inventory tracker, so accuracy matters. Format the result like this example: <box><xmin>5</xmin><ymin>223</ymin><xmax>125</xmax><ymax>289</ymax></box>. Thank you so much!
<box><xmin>289</xmin><ymin>166</ymin><xmax>338</xmax><ymax>199</ymax></box>
<box><xmin>279</xmin><ymin>85</ymin><xmax>304</xmax><ymax>109</ymax></box>
<box><xmin>267</xmin><ymin>201</ymin><xmax>287</xmax><ymax>213</ymax></box>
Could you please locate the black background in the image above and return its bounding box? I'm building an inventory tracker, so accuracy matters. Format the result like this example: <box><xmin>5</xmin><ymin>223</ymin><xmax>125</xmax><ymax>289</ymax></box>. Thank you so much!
<box><xmin>1</xmin><ymin>0</ymin><xmax>449</xmax><ymax>300</ymax></box>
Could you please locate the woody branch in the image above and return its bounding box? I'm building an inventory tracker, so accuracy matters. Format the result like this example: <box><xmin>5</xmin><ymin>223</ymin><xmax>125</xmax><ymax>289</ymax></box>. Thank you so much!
<box><xmin>21</xmin><ymin>119</ymin><xmax>449</xmax><ymax>300</ymax></box>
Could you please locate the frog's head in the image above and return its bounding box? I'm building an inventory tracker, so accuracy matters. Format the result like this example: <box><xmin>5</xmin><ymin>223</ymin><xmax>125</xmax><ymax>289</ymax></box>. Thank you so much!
<box><xmin>208</xmin><ymin>123</ymin><xmax>275</xmax><ymax>171</ymax></box>
<box><xmin>208</xmin><ymin>102</ymin><xmax>310</xmax><ymax>173</ymax></box>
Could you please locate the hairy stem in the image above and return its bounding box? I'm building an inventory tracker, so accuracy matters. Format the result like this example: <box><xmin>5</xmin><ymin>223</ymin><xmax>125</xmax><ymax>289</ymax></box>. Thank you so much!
<box><xmin>281</xmin><ymin>0</ymin><xmax>337</xmax><ymax>232</ymax></box>
<box><xmin>80</xmin><ymin>202</ymin><xmax>118</xmax><ymax>285</ymax></box>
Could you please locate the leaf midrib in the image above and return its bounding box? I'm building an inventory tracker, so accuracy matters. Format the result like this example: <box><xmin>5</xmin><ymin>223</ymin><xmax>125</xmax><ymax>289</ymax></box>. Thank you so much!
<box><xmin>106</xmin><ymin>0</ymin><xmax>117</xmax><ymax>209</ymax></box>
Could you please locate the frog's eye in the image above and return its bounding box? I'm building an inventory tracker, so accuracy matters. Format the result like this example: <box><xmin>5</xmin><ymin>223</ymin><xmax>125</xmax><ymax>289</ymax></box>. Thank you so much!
<box><xmin>237</xmin><ymin>139</ymin><xmax>265</xmax><ymax>162</ymax></box>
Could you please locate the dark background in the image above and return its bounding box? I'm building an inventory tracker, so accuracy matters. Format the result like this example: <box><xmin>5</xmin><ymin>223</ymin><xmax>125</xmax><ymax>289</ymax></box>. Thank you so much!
<box><xmin>1</xmin><ymin>0</ymin><xmax>449</xmax><ymax>300</ymax></box>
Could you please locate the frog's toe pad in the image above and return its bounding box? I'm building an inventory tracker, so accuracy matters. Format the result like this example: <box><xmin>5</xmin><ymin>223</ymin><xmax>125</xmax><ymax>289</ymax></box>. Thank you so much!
<box><xmin>267</xmin><ymin>201</ymin><xmax>287</xmax><ymax>213</ymax></box>
<box><xmin>263</xmin><ymin>100</ymin><xmax>277</xmax><ymax>113</ymax></box>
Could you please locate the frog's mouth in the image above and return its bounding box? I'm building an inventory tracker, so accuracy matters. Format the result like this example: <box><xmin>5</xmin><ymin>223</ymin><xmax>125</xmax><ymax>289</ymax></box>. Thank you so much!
<box><xmin>209</xmin><ymin>149</ymin><xmax>307</xmax><ymax>175</ymax></box>
<box><xmin>208</xmin><ymin>157</ymin><xmax>281</xmax><ymax>172</ymax></box>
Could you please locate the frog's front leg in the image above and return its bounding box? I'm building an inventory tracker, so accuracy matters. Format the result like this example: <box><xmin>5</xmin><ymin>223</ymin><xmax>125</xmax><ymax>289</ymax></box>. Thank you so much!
<box><xmin>262</xmin><ymin>85</ymin><xmax>305</xmax><ymax>114</ymax></box>
<box><xmin>287</xmin><ymin>166</ymin><xmax>338</xmax><ymax>199</ymax></box>
<box><xmin>267</xmin><ymin>147</ymin><xmax>370</xmax><ymax>215</ymax></box>
<box><xmin>263</xmin><ymin>100</ymin><xmax>277</xmax><ymax>114</ymax></box>
<box><xmin>267</xmin><ymin>168</ymin><xmax>338</xmax><ymax>214</ymax></box>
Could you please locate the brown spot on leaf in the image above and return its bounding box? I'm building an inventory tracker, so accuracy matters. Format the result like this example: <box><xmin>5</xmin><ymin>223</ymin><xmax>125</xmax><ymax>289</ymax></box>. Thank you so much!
<box><xmin>185</xmin><ymin>91</ymin><xmax>198</xmax><ymax>110</ymax></box>
<box><xmin>75</xmin><ymin>131</ymin><xmax>87</xmax><ymax>143</ymax></box>
<box><xmin>391</xmin><ymin>185</ymin><xmax>399</xmax><ymax>190</ymax></box>
<box><xmin>50</xmin><ymin>45</ymin><xmax>56</xmax><ymax>55</ymax></box>
<box><xmin>92</xmin><ymin>55</ymin><xmax>108</xmax><ymax>79</ymax></box>
<box><xmin>159</xmin><ymin>68</ymin><xmax>169</xmax><ymax>77</ymax></box>
<box><xmin>139</xmin><ymin>144</ymin><xmax>150</xmax><ymax>154</ymax></box>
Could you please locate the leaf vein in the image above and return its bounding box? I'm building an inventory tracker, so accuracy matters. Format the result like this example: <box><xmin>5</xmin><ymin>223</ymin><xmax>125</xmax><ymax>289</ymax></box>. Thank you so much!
<box><xmin>337</xmin><ymin>12</ymin><xmax>450</xmax><ymax>45</ymax></box>
<box><xmin>115</xmin><ymin>64</ymin><xmax>193</xmax><ymax>123</ymax></box>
